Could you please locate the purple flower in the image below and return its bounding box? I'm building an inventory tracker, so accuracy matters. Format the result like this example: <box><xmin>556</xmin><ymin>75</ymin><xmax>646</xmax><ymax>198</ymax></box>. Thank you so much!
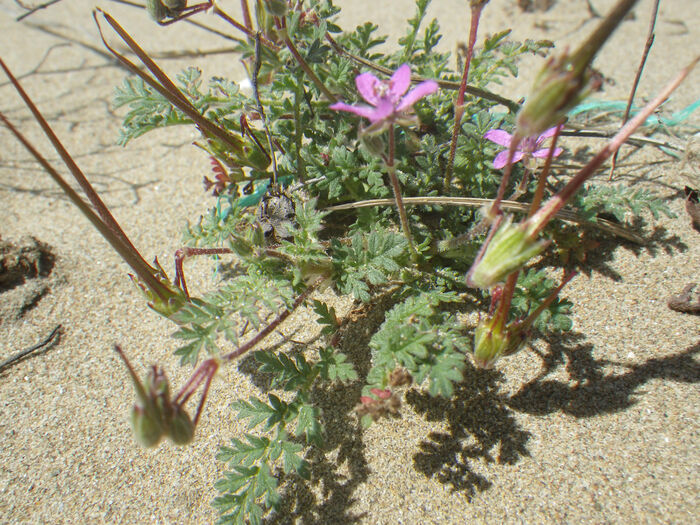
<box><xmin>330</xmin><ymin>64</ymin><xmax>438</xmax><ymax>128</ymax></box>
<box><xmin>485</xmin><ymin>126</ymin><xmax>563</xmax><ymax>169</ymax></box>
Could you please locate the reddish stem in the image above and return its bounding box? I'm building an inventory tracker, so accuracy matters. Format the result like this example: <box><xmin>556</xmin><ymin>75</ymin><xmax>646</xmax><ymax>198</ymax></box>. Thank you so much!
<box><xmin>528</xmin><ymin>57</ymin><xmax>698</xmax><ymax>237</ymax></box>
<box><xmin>174</xmin><ymin>247</ymin><xmax>234</xmax><ymax>298</ymax></box>
<box><xmin>444</xmin><ymin>0</ymin><xmax>486</xmax><ymax>190</ymax></box>
<box><xmin>222</xmin><ymin>277</ymin><xmax>324</xmax><ymax>362</ymax></box>
<box><xmin>240</xmin><ymin>0</ymin><xmax>253</xmax><ymax>31</ymax></box>
<box><xmin>528</xmin><ymin>125</ymin><xmax>562</xmax><ymax>217</ymax></box>
<box><xmin>488</xmin><ymin>134</ymin><xmax>520</xmax><ymax>218</ymax></box>
<box><xmin>275</xmin><ymin>16</ymin><xmax>337</xmax><ymax>102</ymax></box>
<box><xmin>213</xmin><ymin>3</ymin><xmax>280</xmax><ymax>50</ymax></box>
<box><xmin>387</xmin><ymin>124</ymin><xmax>417</xmax><ymax>259</ymax></box>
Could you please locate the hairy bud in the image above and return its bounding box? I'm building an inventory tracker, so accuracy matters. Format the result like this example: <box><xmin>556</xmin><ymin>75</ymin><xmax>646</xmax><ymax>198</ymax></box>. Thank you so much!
<box><xmin>467</xmin><ymin>216</ymin><xmax>548</xmax><ymax>289</ymax></box>
<box><xmin>473</xmin><ymin>316</ymin><xmax>526</xmax><ymax>369</ymax></box>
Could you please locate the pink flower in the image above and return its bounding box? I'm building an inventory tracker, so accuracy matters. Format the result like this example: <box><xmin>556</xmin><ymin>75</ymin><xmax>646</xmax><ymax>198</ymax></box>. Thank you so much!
<box><xmin>485</xmin><ymin>126</ymin><xmax>563</xmax><ymax>169</ymax></box>
<box><xmin>330</xmin><ymin>64</ymin><xmax>438</xmax><ymax>128</ymax></box>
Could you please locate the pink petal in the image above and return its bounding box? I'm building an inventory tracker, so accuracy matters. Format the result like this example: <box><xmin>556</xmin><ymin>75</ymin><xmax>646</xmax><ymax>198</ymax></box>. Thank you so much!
<box><xmin>367</xmin><ymin>100</ymin><xmax>395</xmax><ymax>123</ymax></box>
<box><xmin>355</xmin><ymin>72</ymin><xmax>381</xmax><ymax>106</ymax></box>
<box><xmin>493</xmin><ymin>150</ymin><xmax>524</xmax><ymax>169</ymax></box>
<box><xmin>396</xmin><ymin>80</ymin><xmax>439</xmax><ymax>112</ymax></box>
<box><xmin>330</xmin><ymin>101</ymin><xmax>380</xmax><ymax>121</ymax></box>
<box><xmin>390</xmin><ymin>64</ymin><xmax>412</xmax><ymax>99</ymax></box>
<box><xmin>532</xmin><ymin>146</ymin><xmax>563</xmax><ymax>159</ymax></box>
<box><xmin>484</xmin><ymin>129</ymin><xmax>513</xmax><ymax>148</ymax></box>
<box><xmin>536</xmin><ymin>125</ymin><xmax>561</xmax><ymax>144</ymax></box>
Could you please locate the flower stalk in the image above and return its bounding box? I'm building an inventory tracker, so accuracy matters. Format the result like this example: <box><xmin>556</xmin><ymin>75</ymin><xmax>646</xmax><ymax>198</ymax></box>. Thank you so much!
<box><xmin>473</xmin><ymin>270</ymin><xmax>576</xmax><ymax>368</ymax></box>
<box><xmin>444</xmin><ymin>0</ymin><xmax>489</xmax><ymax>191</ymax></box>
<box><xmin>387</xmin><ymin>124</ymin><xmax>417</xmax><ymax>259</ymax></box>
<box><xmin>527</xmin><ymin>57</ymin><xmax>698</xmax><ymax>237</ymax></box>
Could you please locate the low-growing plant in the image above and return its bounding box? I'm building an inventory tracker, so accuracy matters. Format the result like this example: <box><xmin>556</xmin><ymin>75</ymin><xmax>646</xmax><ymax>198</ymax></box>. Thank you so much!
<box><xmin>2</xmin><ymin>0</ymin><xmax>696</xmax><ymax>522</ymax></box>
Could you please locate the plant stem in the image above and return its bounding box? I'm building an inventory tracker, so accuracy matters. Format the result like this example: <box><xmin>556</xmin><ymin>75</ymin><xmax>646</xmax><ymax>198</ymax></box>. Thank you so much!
<box><xmin>387</xmin><ymin>124</ymin><xmax>417</xmax><ymax>260</ymax></box>
<box><xmin>95</xmin><ymin>9</ymin><xmax>248</xmax><ymax>156</ymax></box>
<box><xmin>324</xmin><ymin>32</ymin><xmax>519</xmax><ymax>112</ymax></box>
<box><xmin>0</xmin><ymin>110</ymin><xmax>173</xmax><ymax>301</ymax></box>
<box><xmin>240</xmin><ymin>0</ymin><xmax>252</xmax><ymax>31</ymax></box>
<box><xmin>528</xmin><ymin>57</ymin><xmax>698</xmax><ymax>237</ymax></box>
<box><xmin>489</xmin><ymin>134</ymin><xmax>520</xmax><ymax>218</ymax></box>
<box><xmin>444</xmin><ymin>0</ymin><xmax>487</xmax><ymax>191</ymax></box>
<box><xmin>529</xmin><ymin>125</ymin><xmax>562</xmax><ymax>216</ymax></box>
<box><xmin>276</xmin><ymin>17</ymin><xmax>337</xmax><ymax>103</ymax></box>
<box><xmin>213</xmin><ymin>2</ymin><xmax>280</xmax><ymax>50</ymax></box>
<box><xmin>294</xmin><ymin>72</ymin><xmax>306</xmax><ymax>181</ymax></box>
<box><xmin>609</xmin><ymin>0</ymin><xmax>659</xmax><ymax>180</ymax></box>
<box><xmin>222</xmin><ymin>277</ymin><xmax>324</xmax><ymax>362</ymax></box>
<box><xmin>495</xmin><ymin>271</ymin><xmax>518</xmax><ymax>327</ymax></box>
<box><xmin>519</xmin><ymin>271</ymin><xmax>576</xmax><ymax>333</ymax></box>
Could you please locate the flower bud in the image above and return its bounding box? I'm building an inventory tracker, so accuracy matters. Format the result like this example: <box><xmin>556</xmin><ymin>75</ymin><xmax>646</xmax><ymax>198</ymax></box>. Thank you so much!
<box><xmin>167</xmin><ymin>406</ymin><xmax>195</xmax><ymax>445</ymax></box>
<box><xmin>473</xmin><ymin>316</ymin><xmax>526</xmax><ymax>369</ymax></box>
<box><xmin>515</xmin><ymin>53</ymin><xmax>589</xmax><ymax>139</ymax></box>
<box><xmin>467</xmin><ymin>216</ymin><xmax>548</xmax><ymax>289</ymax></box>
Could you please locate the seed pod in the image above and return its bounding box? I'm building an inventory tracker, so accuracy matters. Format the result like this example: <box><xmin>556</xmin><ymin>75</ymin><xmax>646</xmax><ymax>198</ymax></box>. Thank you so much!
<box><xmin>473</xmin><ymin>316</ymin><xmax>527</xmax><ymax>369</ymax></box>
<box><xmin>131</xmin><ymin>404</ymin><xmax>164</xmax><ymax>448</ymax></box>
<box><xmin>168</xmin><ymin>406</ymin><xmax>195</xmax><ymax>445</ymax></box>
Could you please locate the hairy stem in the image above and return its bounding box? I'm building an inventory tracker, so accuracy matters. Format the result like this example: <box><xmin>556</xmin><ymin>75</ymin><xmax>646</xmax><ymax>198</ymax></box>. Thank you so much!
<box><xmin>489</xmin><ymin>134</ymin><xmax>521</xmax><ymax>218</ymax></box>
<box><xmin>444</xmin><ymin>0</ymin><xmax>487</xmax><ymax>190</ymax></box>
<box><xmin>387</xmin><ymin>124</ymin><xmax>417</xmax><ymax>260</ymax></box>
<box><xmin>529</xmin><ymin>125</ymin><xmax>562</xmax><ymax>216</ymax></box>
<box><xmin>276</xmin><ymin>17</ymin><xmax>337</xmax><ymax>102</ymax></box>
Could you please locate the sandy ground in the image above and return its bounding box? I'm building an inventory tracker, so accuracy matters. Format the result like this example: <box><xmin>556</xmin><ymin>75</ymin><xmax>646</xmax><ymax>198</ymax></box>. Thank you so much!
<box><xmin>0</xmin><ymin>0</ymin><xmax>698</xmax><ymax>523</ymax></box>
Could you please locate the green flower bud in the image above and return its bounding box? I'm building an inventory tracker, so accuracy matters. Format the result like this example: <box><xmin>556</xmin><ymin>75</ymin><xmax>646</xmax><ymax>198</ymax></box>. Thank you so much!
<box><xmin>473</xmin><ymin>316</ymin><xmax>526</xmax><ymax>369</ymax></box>
<box><xmin>467</xmin><ymin>216</ymin><xmax>548</xmax><ymax>289</ymax></box>
<box><xmin>516</xmin><ymin>53</ymin><xmax>590</xmax><ymax>139</ymax></box>
<box><xmin>167</xmin><ymin>406</ymin><xmax>195</xmax><ymax>445</ymax></box>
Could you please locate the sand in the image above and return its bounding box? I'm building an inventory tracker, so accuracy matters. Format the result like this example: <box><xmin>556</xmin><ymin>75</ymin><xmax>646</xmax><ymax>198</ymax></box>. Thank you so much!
<box><xmin>0</xmin><ymin>0</ymin><xmax>698</xmax><ymax>523</ymax></box>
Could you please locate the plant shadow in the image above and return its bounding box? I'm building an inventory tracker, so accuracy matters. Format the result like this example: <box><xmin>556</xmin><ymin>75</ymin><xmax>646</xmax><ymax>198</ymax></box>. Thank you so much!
<box><xmin>261</xmin><ymin>293</ymin><xmax>402</xmax><ymax>524</ymax></box>
<box><xmin>406</xmin><ymin>364</ymin><xmax>530</xmax><ymax>499</ymax></box>
<box><xmin>509</xmin><ymin>335</ymin><xmax>700</xmax><ymax>417</ymax></box>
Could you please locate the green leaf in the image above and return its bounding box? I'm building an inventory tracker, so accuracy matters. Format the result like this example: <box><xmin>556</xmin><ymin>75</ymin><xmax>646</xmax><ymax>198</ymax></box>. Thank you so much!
<box><xmin>312</xmin><ymin>300</ymin><xmax>339</xmax><ymax>335</ymax></box>
<box><xmin>295</xmin><ymin>403</ymin><xmax>324</xmax><ymax>448</ymax></box>
<box><xmin>317</xmin><ymin>348</ymin><xmax>358</xmax><ymax>383</ymax></box>
<box><xmin>230</xmin><ymin>398</ymin><xmax>276</xmax><ymax>430</ymax></box>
